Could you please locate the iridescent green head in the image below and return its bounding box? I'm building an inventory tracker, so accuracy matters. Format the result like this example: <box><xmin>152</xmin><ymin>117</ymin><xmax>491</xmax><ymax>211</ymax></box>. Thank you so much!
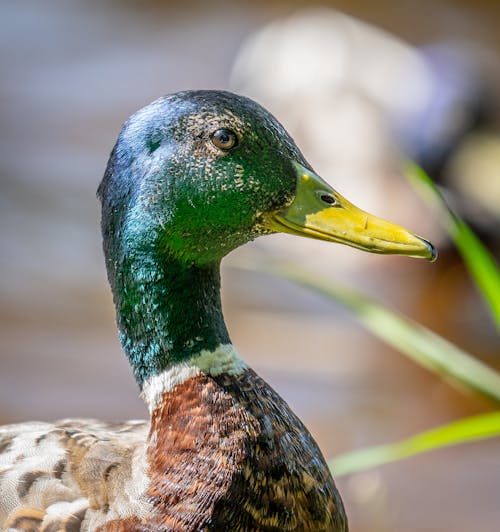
<box><xmin>100</xmin><ymin>91</ymin><xmax>306</xmax><ymax>270</ymax></box>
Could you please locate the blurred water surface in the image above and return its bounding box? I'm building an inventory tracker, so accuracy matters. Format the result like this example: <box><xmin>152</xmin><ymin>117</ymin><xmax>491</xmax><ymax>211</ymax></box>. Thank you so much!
<box><xmin>1</xmin><ymin>1</ymin><xmax>499</xmax><ymax>531</ymax></box>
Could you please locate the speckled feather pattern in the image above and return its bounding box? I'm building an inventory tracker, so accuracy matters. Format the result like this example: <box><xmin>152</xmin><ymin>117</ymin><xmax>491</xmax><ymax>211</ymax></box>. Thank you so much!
<box><xmin>0</xmin><ymin>369</ymin><xmax>346</xmax><ymax>531</ymax></box>
<box><xmin>0</xmin><ymin>419</ymin><xmax>151</xmax><ymax>531</ymax></box>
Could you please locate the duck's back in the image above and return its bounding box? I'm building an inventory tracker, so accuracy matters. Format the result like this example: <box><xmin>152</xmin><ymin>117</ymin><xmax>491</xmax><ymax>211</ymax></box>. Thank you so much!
<box><xmin>0</xmin><ymin>370</ymin><xmax>347</xmax><ymax>532</ymax></box>
<box><xmin>0</xmin><ymin>419</ymin><xmax>150</xmax><ymax>531</ymax></box>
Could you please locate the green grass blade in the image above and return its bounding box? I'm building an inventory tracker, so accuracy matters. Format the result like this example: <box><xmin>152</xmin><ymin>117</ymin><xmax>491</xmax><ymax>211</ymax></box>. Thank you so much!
<box><xmin>406</xmin><ymin>162</ymin><xmax>500</xmax><ymax>330</ymax></box>
<box><xmin>254</xmin><ymin>262</ymin><xmax>500</xmax><ymax>403</ymax></box>
<box><xmin>330</xmin><ymin>411</ymin><xmax>500</xmax><ymax>476</ymax></box>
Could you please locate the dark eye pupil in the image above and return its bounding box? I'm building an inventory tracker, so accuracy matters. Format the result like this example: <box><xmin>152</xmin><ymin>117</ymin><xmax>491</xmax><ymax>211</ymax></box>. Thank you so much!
<box><xmin>211</xmin><ymin>129</ymin><xmax>237</xmax><ymax>150</ymax></box>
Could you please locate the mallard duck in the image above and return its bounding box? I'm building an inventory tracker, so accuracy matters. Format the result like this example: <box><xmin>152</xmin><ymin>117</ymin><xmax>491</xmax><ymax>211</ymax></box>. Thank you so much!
<box><xmin>0</xmin><ymin>91</ymin><xmax>435</xmax><ymax>531</ymax></box>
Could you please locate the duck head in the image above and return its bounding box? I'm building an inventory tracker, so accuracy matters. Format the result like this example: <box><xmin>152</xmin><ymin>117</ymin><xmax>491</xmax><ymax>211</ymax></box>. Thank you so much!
<box><xmin>98</xmin><ymin>90</ymin><xmax>436</xmax><ymax>385</ymax></box>
<box><xmin>99</xmin><ymin>90</ymin><xmax>435</xmax><ymax>270</ymax></box>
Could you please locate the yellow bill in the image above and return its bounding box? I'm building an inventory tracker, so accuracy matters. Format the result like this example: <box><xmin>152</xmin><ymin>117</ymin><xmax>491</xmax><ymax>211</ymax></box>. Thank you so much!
<box><xmin>267</xmin><ymin>162</ymin><xmax>436</xmax><ymax>261</ymax></box>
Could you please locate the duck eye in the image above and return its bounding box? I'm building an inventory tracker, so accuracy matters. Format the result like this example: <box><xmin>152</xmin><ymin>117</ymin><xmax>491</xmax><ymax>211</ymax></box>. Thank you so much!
<box><xmin>210</xmin><ymin>129</ymin><xmax>238</xmax><ymax>151</ymax></box>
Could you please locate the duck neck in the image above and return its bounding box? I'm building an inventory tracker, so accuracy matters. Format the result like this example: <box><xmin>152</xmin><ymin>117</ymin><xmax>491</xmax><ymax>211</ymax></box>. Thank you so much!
<box><xmin>113</xmin><ymin>251</ymin><xmax>231</xmax><ymax>388</ymax></box>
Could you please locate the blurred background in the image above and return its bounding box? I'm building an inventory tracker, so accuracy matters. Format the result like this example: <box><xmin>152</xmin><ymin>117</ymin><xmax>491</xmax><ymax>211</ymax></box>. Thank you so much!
<box><xmin>1</xmin><ymin>1</ymin><xmax>499</xmax><ymax>530</ymax></box>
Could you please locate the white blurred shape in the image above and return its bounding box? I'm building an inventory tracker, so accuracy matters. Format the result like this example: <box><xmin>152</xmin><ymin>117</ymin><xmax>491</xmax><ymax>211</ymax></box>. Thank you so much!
<box><xmin>232</xmin><ymin>9</ymin><xmax>432</xmax><ymax>119</ymax></box>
